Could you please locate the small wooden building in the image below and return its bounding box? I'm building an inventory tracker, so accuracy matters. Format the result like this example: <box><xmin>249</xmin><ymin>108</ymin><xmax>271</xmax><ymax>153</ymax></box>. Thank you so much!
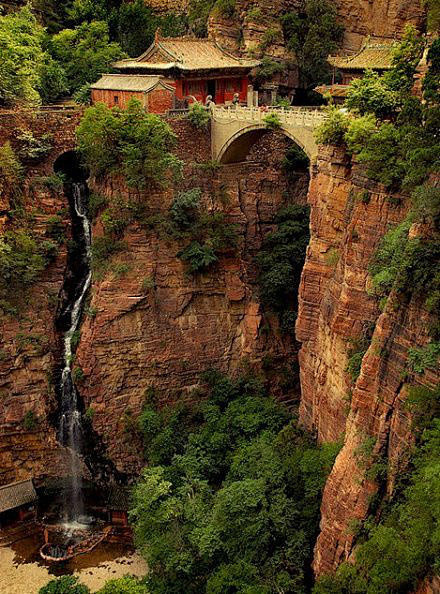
<box><xmin>112</xmin><ymin>30</ymin><xmax>259</xmax><ymax>106</ymax></box>
<box><xmin>91</xmin><ymin>74</ymin><xmax>176</xmax><ymax>112</ymax></box>
<box><xmin>315</xmin><ymin>40</ymin><xmax>396</xmax><ymax>103</ymax></box>
<box><xmin>0</xmin><ymin>479</ymin><xmax>38</xmax><ymax>527</ymax></box>
<box><xmin>107</xmin><ymin>486</ymin><xmax>130</xmax><ymax>527</ymax></box>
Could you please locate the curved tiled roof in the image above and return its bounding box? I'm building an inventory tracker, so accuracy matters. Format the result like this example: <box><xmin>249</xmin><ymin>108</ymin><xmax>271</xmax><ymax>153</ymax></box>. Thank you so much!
<box><xmin>114</xmin><ymin>32</ymin><xmax>259</xmax><ymax>72</ymax></box>
<box><xmin>328</xmin><ymin>41</ymin><xmax>396</xmax><ymax>71</ymax></box>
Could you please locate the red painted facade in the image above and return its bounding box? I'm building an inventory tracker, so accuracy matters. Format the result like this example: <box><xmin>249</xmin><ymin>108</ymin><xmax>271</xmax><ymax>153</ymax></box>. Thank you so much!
<box><xmin>177</xmin><ymin>76</ymin><xmax>248</xmax><ymax>104</ymax></box>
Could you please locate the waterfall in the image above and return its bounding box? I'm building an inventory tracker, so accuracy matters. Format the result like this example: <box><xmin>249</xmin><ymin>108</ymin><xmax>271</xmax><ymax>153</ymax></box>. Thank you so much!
<box><xmin>59</xmin><ymin>182</ymin><xmax>91</xmax><ymax>524</ymax></box>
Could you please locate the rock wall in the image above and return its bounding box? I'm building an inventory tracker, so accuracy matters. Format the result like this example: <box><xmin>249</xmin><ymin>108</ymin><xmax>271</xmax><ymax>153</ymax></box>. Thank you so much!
<box><xmin>334</xmin><ymin>0</ymin><xmax>427</xmax><ymax>51</ymax></box>
<box><xmin>296</xmin><ymin>146</ymin><xmax>439</xmax><ymax>575</ymax></box>
<box><xmin>0</xmin><ymin>109</ymin><xmax>83</xmax><ymax>486</ymax></box>
<box><xmin>76</xmin><ymin>124</ymin><xmax>308</xmax><ymax>475</ymax></box>
<box><xmin>208</xmin><ymin>0</ymin><xmax>426</xmax><ymax>58</ymax></box>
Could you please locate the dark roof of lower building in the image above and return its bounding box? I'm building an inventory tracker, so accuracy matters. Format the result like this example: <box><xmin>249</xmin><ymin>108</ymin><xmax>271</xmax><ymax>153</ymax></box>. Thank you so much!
<box><xmin>0</xmin><ymin>479</ymin><xmax>38</xmax><ymax>514</ymax></box>
<box><xmin>90</xmin><ymin>74</ymin><xmax>175</xmax><ymax>93</ymax></box>
<box><xmin>107</xmin><ymin>486</ymin><xmax>131</xmax><ymax>511</ymax></box>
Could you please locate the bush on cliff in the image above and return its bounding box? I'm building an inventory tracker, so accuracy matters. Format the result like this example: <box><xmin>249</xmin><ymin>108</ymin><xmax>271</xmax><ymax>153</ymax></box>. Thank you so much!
<box><xmin>76</xmin><ymin>99</ymin><xmax>183</xmax><ymax>188</ymax></box>
<box><xmin>132</xmin><ymin>371</ymin><xmax>341</xmax><ymax>594</ymax></box>
<box><xmin>187</xmin><ymin>103</ymin><xmax>211</xmax><ymax>129</ymax></box>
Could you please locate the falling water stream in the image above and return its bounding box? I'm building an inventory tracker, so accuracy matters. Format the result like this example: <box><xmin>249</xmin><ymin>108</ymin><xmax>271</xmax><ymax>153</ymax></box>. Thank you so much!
<box><xmin>59</xmin><ymin>182</ymin><xmax>91</xmax><ymax>527</ymax></box>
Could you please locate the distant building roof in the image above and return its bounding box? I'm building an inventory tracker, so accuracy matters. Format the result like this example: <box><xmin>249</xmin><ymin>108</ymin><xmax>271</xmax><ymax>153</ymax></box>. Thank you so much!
<box><xmin>91</xmin><ymin>74</ymin><xmax>175</xmax><ymax>93</ymax></box>
<box><xmin>315</xmin><ymin>84</ymin><xmax>351</xmax><ymax>99</ymax></box>
<box><xmin>107</xmin><ymin>486</ymin><xmax>131</xmax><ymax>511</ymax></box>
<box><xmin>0</xmin><ymin>479</ymin><xmax>37</xmax><ymax>514</ymax></box>
<box><xmin>114</xmin><ymin>30</ymin><xmax>260</xmax><ymax>73</ymax></box>
<box><xmin>328</xmin><ymin>40</ymin><xmax>396</xmax><ymax>71</ymax></box>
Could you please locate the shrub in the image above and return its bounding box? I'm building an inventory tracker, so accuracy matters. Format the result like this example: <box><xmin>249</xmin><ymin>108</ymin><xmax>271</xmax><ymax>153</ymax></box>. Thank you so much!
<box><xmin>263</xmin><ymin>112</ymin><xmax>282</xmax><ymax>129</ymax></box>
<box><xmin>315</xmin><ymin>105</ymin><xmax>350</xmax><ymax>145</ymax></box>
<box><xmin>169</xmin><ymin>188</ymin><xmax>202</xmax><ymax>230</ymax></box>
<box><xmin>73</xmin><ymin>83</ymin><xmax>91</xmax><ymax>105</ymax></box>
<box><xmin>39</xmin><ymin>577</ymin><xmax>90</xmax><ymax>594</ymax></box>
<box><xmin>325</xmin><ymin>248</ymin><xmax>340</xmax><ymax>267</ymax></box>
<box><xmin>345</xmin><ymin>70</ymin><xmax>399</xmax><ymax>118</ymax></box>
<box><xmin>253</xmin><ymin>58</ymin><xmax>286</xmax><ymax>86</ymax></box>
<box><xmin>0</xmin><ymin>142</ymin><xmax>23</xmax><ymax>192</ymax></box>
<box><xmin>23</xmin><ymin>410</ymin><xmax>38</xmax><ymax>431</ymax></box>
<box><xmin>344</xmin><ymin>114</ymin><xmax>377</xmax><ymax>154</ymax></box>
<box><xmin>213</xmin><ymin>0</ymin><xmax>236</xmax><ymax>18</ymax></box>
<box><xmin>17</xmin><ymin>130</ymin><xmax>52</xmax><ymax>161</ymax></box>
<box><xmin>408</xmin><ymin>342</ymin><xmax>440</xmax><ymax>374</ymax></box>
<box><xmin>0</xmin><ymin>229</ymin><xmax>50</xmax><ymax>307</ymax></box>
<box><xmin>46</xmin><ymin>215</ymin><xmax>65</xmax><ymax>244</ymax></box>
<box><xmin>96</xmin><ymin>576</ymin><xmax>148</xmax><ymax>593</ymax></box>
<box><xmin>187</xmin><ymin>103</ymin><xmax>210</xmax><ymax>129</ymax></box>
<box><xmin>178</xmin><ymin>240</ymin><xmax>218</xmax><ymax>272</ymax></box>
<box><xmin>91</xmin><ymin>236</ymin><xmax>125</xmax><ymax>274</ymax></box>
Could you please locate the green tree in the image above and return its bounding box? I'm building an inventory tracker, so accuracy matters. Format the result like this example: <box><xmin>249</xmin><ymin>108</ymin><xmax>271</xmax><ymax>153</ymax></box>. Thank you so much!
<box><xmin>281</xmin><ymin>0</ymin><xmax>344</xmax><ymax>94</ymax></box>
<box><xmin>131</xmin><ymin>372</ymin><xmax>340</xmax><ymax>594</ymax></box>
<box><xmin>76</xmin><ymin>99</ymin><xmax>182</xmax><ymax>188</ymax></box>
<box><xmin>0</xmin><ymin>5</ymin><xmax>46</xmax><ymax>106</ymax></box>
<box><xmin>49</xmin><ymin>20</ymin><xmax>125</xmax><ymax>94</ymax></box>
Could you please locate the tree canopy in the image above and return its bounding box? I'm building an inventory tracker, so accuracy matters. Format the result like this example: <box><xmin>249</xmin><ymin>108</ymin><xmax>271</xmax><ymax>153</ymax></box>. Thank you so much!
<box><xmin>131</xmin><ymin>372</ymin><xmax>341</xmax><ymax>593</ymax></box>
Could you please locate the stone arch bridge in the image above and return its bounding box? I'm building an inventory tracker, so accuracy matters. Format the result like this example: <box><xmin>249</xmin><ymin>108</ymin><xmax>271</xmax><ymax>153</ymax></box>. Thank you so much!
<box><xmin>211</xmin><ymin>106</ymin><xmax>327</xmax><ymax>164</ymax></box>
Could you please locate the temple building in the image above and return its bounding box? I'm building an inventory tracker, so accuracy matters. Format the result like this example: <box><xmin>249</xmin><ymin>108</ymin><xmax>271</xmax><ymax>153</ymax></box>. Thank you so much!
<box><xmin>91</xmin><ymin>31</ymin><xmax>259</xmax><ymax>112</ymax></box>
<box><xmin>315</xmin><ymin>40</ymin><xmax>396</xmax><ymax>104</ymax></box>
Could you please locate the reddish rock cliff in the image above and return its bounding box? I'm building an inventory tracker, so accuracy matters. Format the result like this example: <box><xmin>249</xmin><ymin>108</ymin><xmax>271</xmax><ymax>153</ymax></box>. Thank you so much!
<box><xmin>76</xmin><ymin>125</ymin><xmax>308</xmax><ymax>475</ymax></box>
<box><xmin>0</xmin><ymin>109</ymin><xmax>83</xmax><ymax>485</ymax></box>
<box><xmin>296</xmin><ymin>146</ymin><xmax>439</xmax><ymax>576</ymax></box>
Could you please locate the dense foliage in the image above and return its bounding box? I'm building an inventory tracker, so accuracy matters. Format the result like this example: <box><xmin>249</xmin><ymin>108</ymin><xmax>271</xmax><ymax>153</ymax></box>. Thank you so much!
<box><xmin>0</xmin><ymin>5</ymin><xmax>48</xmax><ymax>106</ymax></box>
<box><xmin>132</xmin><ymin>371</ymin><xmax>340</xmax><ymax>594</ymax></box>
<box><xmin>169</xmin><ymin>188</ymin><xmax>238</xmax><ymax>273</ymax></box>
<box><xmin>281</xmin><ymin>0</ymin><xmax>343</xmax><ymax>97</ymax></box>
<box><xmin>49</xmin><ymin>20</ymin><xmax>125</xmax><ymax>96</ymax></box>
<box><xmin>76</xmin><ymin>99</ymin><xmax>182</xmax><ymax>188</ymax></box>
<box><xmin>256</xmin><ymin>204</ymin><xmax>310</xmax><ymax>333</ymax></box>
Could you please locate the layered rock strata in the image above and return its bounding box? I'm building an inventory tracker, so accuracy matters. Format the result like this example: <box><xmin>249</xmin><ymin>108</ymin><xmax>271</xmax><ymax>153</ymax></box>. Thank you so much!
<box><xmin>296</xmin><ymin>146</ymin><xmax>439</xmax><ymax>575</ymax></box>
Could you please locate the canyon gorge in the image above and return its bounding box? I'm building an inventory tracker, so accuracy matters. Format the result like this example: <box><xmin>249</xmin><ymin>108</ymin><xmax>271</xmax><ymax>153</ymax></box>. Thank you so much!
<box><xmin>0</xmin><ymin>0</ymin><xmax>439</xmax><ymax>592</ymax></box>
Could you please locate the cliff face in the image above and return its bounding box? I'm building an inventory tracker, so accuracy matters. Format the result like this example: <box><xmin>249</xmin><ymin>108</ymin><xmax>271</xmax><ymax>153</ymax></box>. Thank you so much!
<box><xmin>334</xmin><ymin>0</ymin><xmax>426</xmax><ymax>50</ymax></box>
<box><xmin>0</xmin><ymin>110</ymin><xmax>83</xmax><ymax>486</ymax></box>
<box><xmin>296</xmin><ymin>146</ymin><xmax>439</xmax><ymax>575</ymax></box>
<box><xmin>73</xmin><ymin>124</ymin><xmax>308</xmax><ymax>475</ymax></box>
<box><xmin>208</xmin><ymin>0</ymin><xmax>426</xmax><ymax>57</ymax></box>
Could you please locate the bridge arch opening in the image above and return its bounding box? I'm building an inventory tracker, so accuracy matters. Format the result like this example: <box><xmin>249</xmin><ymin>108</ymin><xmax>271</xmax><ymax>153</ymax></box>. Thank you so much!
<box><xmin>217</xmin><ymin>126</ymin><xmax>311</xmax><ymax>166</ymax></box>
<box><xmin>54</xmin><ymin>150</ymin><xmax>88</xmax><ymax>182</ymax></box>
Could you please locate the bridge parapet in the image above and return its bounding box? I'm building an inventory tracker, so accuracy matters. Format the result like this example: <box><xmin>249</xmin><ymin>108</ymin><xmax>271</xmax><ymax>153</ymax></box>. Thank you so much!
<box><xmin>211</xmin><ymin>105</ymin><xmax>327</xmax><ymax>164</ymax></box>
